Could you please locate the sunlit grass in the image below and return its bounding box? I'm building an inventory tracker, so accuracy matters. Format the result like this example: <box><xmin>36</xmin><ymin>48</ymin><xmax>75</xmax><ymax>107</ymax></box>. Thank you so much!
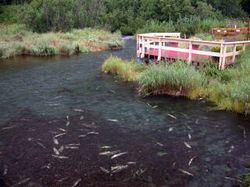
<box><xmin>138</xmin><ymin>61</ymin><xmax>207</xmax><ymax>97</ymax></box>
<box><xmin>0</xmin><ymin>24</ymin><xmax>123</xmax><ymax>58</ymax></box>
<box><xmin>102</xmin><ymin>56</ymin><xmax>145</xmax><ymax>81</ymax></box>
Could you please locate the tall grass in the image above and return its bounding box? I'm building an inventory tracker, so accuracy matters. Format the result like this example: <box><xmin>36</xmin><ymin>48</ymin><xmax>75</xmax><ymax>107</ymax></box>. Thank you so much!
<box><xmin>138</xmin><ymin>61</ymin><xmax>207</xmax><ymax>96</ymax></box>
<box><xmin>0</xmin><ymin>24</ymin><xmax>123</xmax><ymax>58</ymax></box>
<box><xmin>103</xmin><ymin>49</ymin><xmax>250</xmax><ymax>114</ymax></box>
<box><xmin>102</xmin><ymin>56</ymin><xmax>145</xmax><ymax>81</ymax></box>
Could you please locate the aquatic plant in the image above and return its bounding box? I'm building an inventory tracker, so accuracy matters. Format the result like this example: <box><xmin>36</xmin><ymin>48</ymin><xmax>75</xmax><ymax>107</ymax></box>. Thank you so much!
<box><xmin>138</xmin><ymin>61</ymin><xmax>207</xmax><ymax>97</ymax></box>
<box><xmin>102</xmin><ymin>56</ymin><xmax>145</xmax><ymax>81</ymax></box>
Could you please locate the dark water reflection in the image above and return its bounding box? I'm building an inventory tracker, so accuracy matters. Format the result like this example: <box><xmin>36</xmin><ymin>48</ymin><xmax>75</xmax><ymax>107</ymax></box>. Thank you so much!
<box><xmin>0</xmin><ymin>39</ymin><xmax>250</xmax><ymax>186</ymax></box>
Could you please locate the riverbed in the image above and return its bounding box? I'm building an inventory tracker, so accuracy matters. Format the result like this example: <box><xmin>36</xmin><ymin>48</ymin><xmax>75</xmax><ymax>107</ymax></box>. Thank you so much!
<box><xmin>0</xmin><ymin>39</ymin><xmax>250</xmax><ymax>186</ymax></box>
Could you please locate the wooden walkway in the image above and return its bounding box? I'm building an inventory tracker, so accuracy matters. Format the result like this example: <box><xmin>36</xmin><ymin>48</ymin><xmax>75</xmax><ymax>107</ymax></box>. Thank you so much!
<box><xmin>137</xmin><ymin>33</ymin><xmax>250</xmax><ymax>70</ymax></box>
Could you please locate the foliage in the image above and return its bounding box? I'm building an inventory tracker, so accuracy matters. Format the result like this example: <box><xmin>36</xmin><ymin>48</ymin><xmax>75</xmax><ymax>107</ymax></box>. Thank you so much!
<box><xmin>138</xmin><ymin>61</ymin><xmax>207</xmax><ymax>96</ymax></box>
<box><xmin>1</xmin><ymin>0</ymin><xmax>247</xmax><ymax>35</ymax></box>
<box><xmin>136</xmin><ymin>20</ymin><xmax>175</xmax><ymax>34</ymax></box>
<box><xmin>239</xmin><ymin>173</ymin><xmax>250</xmax><ymax>187</ymax></box>
<box><xmin>0</xmin><ymin>24</ymin><xmax>123</xmax><ymax>58</ymax></box>
<box><xmin>102</xmin><ymin>56</ymin><xmax>145</xmax><ymax>81</ymax></box>
<box><xmin>0</xmin><ymin>5</ymin><xmax>22</xmax><ymax>23</ymax></box>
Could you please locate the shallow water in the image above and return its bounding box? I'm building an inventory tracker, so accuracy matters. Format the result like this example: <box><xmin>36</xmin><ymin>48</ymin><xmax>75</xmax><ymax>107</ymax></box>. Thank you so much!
<box><xmin>0</xmin><ymin>39</ymin><xmax>250</xmax><ymax>187</ymax></box>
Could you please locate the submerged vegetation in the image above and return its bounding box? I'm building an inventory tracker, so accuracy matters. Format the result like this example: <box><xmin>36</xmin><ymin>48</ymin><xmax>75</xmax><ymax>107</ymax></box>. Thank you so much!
<box><xmin>102</xmin><ymin>49</ymin><xmax>250</xmax><ymax>115</ymax></box>
<box><xmin>0</xmin><ymin>24</ymin><xmax>123</xmax><ymax>58</ymax></box>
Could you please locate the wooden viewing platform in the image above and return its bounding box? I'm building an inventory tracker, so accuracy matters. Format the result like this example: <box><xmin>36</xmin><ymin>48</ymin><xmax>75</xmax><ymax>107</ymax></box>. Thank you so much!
<box><xmin>211</xmin><ymin>27</ymin><xmax>250</xmax><ymax>40</ymax></box>
<box><xmin>137</xmin><ymin>33</ymin><xmax>250</xmax><ymax>70</ymax></box>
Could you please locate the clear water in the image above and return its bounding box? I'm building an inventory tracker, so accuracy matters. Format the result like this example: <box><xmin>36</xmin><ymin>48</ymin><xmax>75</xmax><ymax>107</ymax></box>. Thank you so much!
<box><xmin>0</xmin><ymin>39</ymin><xmax>250</xmax><ymax>186</ymax></box>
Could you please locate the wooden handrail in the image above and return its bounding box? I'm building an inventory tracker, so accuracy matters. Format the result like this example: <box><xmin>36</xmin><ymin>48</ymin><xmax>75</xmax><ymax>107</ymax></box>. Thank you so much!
<box><xmin>137</xmin><ymin>33</ymin><xmax>250</xmax><ymax>70</ymax></box>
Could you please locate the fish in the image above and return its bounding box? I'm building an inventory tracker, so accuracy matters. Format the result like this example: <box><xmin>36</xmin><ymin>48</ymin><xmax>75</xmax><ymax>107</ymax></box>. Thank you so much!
<box><xmin>65</xmin><ymin>146</ymin><xmax>79</xmax><ymax>149</ymax></box>
<box><xmin>53</xmin><ymin>138</ymin><xmax>59</xmax><ymax>145</ymax></box>
<box><xmin>37</xmin><ymin>142</ymin><xmax>46</xmax><ymax>149</ymax></box>
<box><xmin>72</xmin><ymin>178</ymin><xmax>81</xmax><ymax>187</ymax></box>
<box><xmin>188</xmin><ymin>156</ymin><xmax>196</xmax><ymax>166</ymax></box>
<box><xmin>107</xmin><ymin>119</ymin><xmax>119</xmax><ymax>122</ymax></box>
<box><xmin>66</xmin><ymin>121</ymin><xmax>70</xmax><ymax>127</ymax></box>
<box><xmin>99</xmin><ymin>151</ymin><xmax>120</xmax><ymax>156</ymax></box>
<box><xmin>52</xmin><ymin>155</ymin><xmax>69</xmax><ymax>159</ymax></box>
<box><xmin>80</xmin><ymin>116</ymin><xmax>84</xmax><ymax>120</ymax></box>
<box><xmin>100</xmin><ymin>146</ymin><xmax>112</xmax><ymax>149</ymax></box>
<box><xmin>188</xmin><ymin>134</ymin><xmax>192</xmax><ymax>140</ymax></box>
<box><xmin>1</xmin><ymin>125</ymin><xmax>16</xmax><ymax>131</ymax></box>
<box><xmin>74</xmin><ymin>109</ymin><xmax>84</xmax><ymax>112</ymax></box>
<box><xmin>67</xmin><ymin>143</ymin><xmax>80</xmax><ymax>146</ymax></box>
<box><xmin>157</xmin><ymin>152</ymin><xmax>168</xmax><ymax>157</ymax></box>
<box><xmin>169</xmin><ymin>127</ymin><xmax>174</xmax><ymax>132</ymax></box>
<box><xmin>79</xmin><ymin>135</ymin><xmax>87</xmax><ymax>138</ymax></box>
<box><xmin>178</xmin><ymin>169</ymin><xmax>194</xmax><ymax>177</ymax></box>
<box><xmin>58</xmin><ymin>146</ymin><xmax>64</xmax><ymax>152</ymax></box>
<box><xmin>3</xmin><ymin>165</ymin><xmax>8</xmax><ymax>175</ymax></box>
<box><xmin>111</xmin><ymin>152</ymin><xmax>128</xmax><ymax>159</ymax></box>
<box><xmin>167</xmin><ymin>114</ymin><xmax>177</xmax><ymax>119</ymax></box>
<box><xmin>111</xmin><ymin>165</ymin><xmax>128</xmax><ymax>173</ymax></box>
<box><xmin>127</xmin><ymin>162</ymin><xmax>136</xmax><ymax>165</ymax></box>
<box><xmin>100</xmin><ymin>167</ymin><xmax>110</xmax><ymax>174</ymax></box>
<box><xmin>156</xmin><ymin>142</ymin><xmax>164</xmax><ymax>147</ymax></box>
<box><xmin>87</xmin><ymin>132</ymin><xmax>99</xmax><ymax>135</ymax></box>
<box><xmin>14</xmin><ymin>178</ymin><xmax>31</xmax><ymax>186</ymax></box>
<box><xmin>54</xmin><ymin>133</ymin><xmax>66</xmax><ymax>138</ymax></box>
<box><xmin>58</xmin><ymin>128</ymin><xmax>66</xmax><ymax>132</ymax></box>
<box><xmin>53</xmin><ymin>147</ymin><xmax>60</xmax><ymax>155</ymax></box>
<box><xmin>184</xmin><ymin>142</ymin><xmax>192</xmax><ymax>149</ymax></box>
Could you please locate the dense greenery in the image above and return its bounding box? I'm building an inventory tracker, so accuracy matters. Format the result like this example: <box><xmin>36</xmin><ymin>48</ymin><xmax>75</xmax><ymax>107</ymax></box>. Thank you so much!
<box><xmin>102</xmin><ymin>49</ymin><xmax>250</xmax><ymax>115</ymax></box>
<box><xmin>0</xmin><ymin>24</ymin><xmax>123</xmax><ymax>58</ymax></box>
<box><xmin>1</xmin><ymin>0</ymin><xmax>249</xmax><ymax>35</ymax></box>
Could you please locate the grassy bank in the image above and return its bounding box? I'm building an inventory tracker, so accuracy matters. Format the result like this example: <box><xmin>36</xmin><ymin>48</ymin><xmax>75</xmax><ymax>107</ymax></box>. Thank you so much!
<box><xmin>0</xmin><ymin>24</ymin><xmax>123</xmax><ymax>59</ymax></box>
<box><xmin>102</xmin><ymin>50</ymin><xmax>250</xmax><ymax>114</ymax></box>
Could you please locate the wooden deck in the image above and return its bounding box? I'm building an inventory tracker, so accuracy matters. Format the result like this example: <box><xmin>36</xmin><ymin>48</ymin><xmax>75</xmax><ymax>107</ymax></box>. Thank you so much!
<box><xmin>211</xmin><ymin>27</ymin><xmax>250</xmax><ymax>40</ymax></box>
<box><xmin>137</xmin><ymin>33</ymin><xmax>250</xmax><ymax>70</ymax></box>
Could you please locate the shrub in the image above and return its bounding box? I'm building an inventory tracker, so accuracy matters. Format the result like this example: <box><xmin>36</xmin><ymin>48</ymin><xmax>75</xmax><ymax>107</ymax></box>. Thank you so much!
<box><xmin>137</xmin><ymin>20</ymin><xmax>175</xmax><ymax>34</ymax></box>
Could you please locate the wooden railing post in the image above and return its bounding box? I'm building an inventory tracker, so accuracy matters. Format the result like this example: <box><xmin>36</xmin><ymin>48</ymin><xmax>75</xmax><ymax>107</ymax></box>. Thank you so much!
<box><xmin>141</xmin><ymin>36</ymin><xmax>145</xmax><ymax>58</ymax></box>
<box><xmin>243</xmin><ymin>44</ymin><xmax>246</xmax><ymax>51</ymax></box>
<box><xmin>220</xmin><ymin>43</ymin><xmax>227</xmax><ymax>70</ymax></box>
<box><xmin>219</xmin><ymin>43</ymin><xmax>224</xmax><ymax>70</ymax></box>
<box><xmin>232</xmin><ymin>44</ymin><xmax>237</xmax><ymax>63</ymax></box>
<box><xmin>157</xmin><ymin>38</ymin><xmax>162</xmax><ymax>61</ymax></box>
<box><xmin>188</xmin><ymin>40</ymin><xmax>192</xmax><ymax>64</ymax></box>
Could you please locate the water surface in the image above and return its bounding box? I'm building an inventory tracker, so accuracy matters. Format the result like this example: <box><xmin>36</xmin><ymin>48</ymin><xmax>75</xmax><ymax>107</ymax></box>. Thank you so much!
<box><xmin>0</xmin><ymin>39</ymin><xmax>250</xmax><ymax>187</ymax></box>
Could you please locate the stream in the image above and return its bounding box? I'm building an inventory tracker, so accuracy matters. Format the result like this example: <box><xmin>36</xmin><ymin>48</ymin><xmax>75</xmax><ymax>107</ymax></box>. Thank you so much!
<box><xmin>0</xmin><ymin>39</ymin><xmax>250</xmax><ymax>187</ymax></box>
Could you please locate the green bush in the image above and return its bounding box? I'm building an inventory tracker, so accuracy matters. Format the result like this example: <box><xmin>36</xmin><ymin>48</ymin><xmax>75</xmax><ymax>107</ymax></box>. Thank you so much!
<box><xmin>137</xmin><ymin>20</ymin><xmax>175</xmax><ymax>34</ymax></box>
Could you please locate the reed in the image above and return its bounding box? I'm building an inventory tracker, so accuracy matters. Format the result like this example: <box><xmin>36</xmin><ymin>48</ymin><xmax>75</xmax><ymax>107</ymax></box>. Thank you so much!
<box><xmin>0</xmin><ymin>24</ymin><xmax>123</xmax><ymax>58</ymax></box>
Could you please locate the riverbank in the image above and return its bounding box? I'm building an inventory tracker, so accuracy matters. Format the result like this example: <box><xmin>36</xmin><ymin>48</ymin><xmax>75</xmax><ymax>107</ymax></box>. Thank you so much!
<box><xmin>102</xmin><ymin>49</ymin><xmax>250</xmax><ymax>115</ymax></box>
<box><xmin>0</xmin><ymin>24</ymin><xmax>123</xmax><ymax>59</ymax></box>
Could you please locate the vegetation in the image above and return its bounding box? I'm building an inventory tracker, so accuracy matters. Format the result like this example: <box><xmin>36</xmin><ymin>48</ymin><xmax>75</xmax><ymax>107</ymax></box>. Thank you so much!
<box><xmin>102</xmin><ymin>48</ymin><xmax>250</xmax><ymax>115</ymax></box>
<box><xmin>102</xmin><ymin>56</ymin><xmax>145</xmax><ymax>81</ymax></box>
<box><xmin>0</xmin><ymin>24</ymin><xmax>123</xmax><ymax>58</ymax></box>
<box><xmin>138</xmin><ymin>62</ymin><xmax>207</xmax><ymax>97</ymax></box>
<box><xmin>1</xmin><ymin>0</ymin><xmax>249</xmax><ymax>35</ymax></box>
<box><xmin>239</xmin><ymin>173</ymin><xmax>250</xmax><ymax>187</ymax></box>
